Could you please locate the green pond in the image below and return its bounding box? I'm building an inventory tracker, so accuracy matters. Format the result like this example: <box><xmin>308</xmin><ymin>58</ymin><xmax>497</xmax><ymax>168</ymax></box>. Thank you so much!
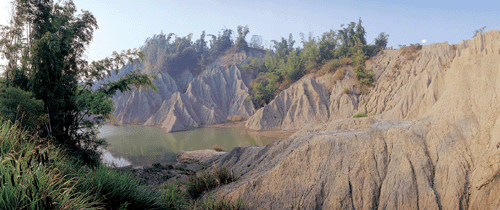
<box><xmin>98</xmin><ymin>125</ymin><xmax>279</xmax><ymax>167</ymax></box>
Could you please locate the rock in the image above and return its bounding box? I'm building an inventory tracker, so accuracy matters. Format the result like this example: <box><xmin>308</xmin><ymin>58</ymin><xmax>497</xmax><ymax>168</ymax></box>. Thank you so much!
<box><xmin>177</xmin><ymin>149</ymin><xmax>226</xmax><ymax>165</ymax></box>
<box><xmin>209</xmin><ymin>30</ymin><xmax>500</xmax><ymax>209</ymax></box>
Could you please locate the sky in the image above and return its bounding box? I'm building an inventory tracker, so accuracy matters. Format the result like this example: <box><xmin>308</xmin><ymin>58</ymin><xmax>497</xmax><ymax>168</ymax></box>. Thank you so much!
<box><xmin>0</xmin><ymin>0</ymin><xmax>499</xmax><ymax>64</ymax></box>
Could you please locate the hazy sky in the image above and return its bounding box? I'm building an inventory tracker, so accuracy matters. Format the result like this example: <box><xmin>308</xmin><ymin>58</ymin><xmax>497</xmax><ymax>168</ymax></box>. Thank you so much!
<box><xmin>0</xmin><ymin>0</ymin><xmax>499</xmax><ymax>63</ymax></box>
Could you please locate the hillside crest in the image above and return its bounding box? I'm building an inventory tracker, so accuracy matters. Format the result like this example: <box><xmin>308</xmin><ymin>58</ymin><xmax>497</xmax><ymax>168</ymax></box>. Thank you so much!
<box><xmin>201</xmin><ymin>29</ymin><xmax>500</xmax><ymax>209</ymax></box>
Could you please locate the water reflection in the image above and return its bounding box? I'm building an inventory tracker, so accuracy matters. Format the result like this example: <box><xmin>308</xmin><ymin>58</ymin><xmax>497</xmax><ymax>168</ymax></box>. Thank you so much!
<box><xmin>98</xmin><ymin>125</ymin><xmax>279</xmax><ymax>166</ymax></box>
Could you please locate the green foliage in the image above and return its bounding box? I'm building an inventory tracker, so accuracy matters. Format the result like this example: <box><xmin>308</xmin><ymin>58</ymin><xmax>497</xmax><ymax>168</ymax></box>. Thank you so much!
<box><xmin>209</xmin><ymin>29</ymin><xmax>234</xmax><ymax>56</ymax></box>
<box><xmin>353</xmin><ymin>111</ymin><xmax>369</xmax><ymax>118</ymax></box>
<box><xmin>375</xmin><ymin>32</ymin><xmax>389</xmax><ymax>50</ymax></box>
<box><xmin>250</xmin><ymin>74</ymin><xmax>278</xmax><ymax>108</ymax></box>
<box><xmin>353</xmin><ymin>48</ymin><xmax>374</xmax><ymax>89</ymax></box>
<box><xmin>335</xmin><ymin>19</ymin><xmax>367</xmax><ymax>58</ymax></box>
<box><xmin>0</xmin><ymin>86</ymin><xmax>47</xmax><ymax>131</ymax></box>
<box><xmin>318</xmin><ymin>30</ymin><xmax>337</xmax><ymax>61</ymax></box>
<box><xmin>301</xmin><ymin>35</ymin><xmax>320</xmax><ymax>71</ymax></box>
<box><xmin>271</xmin><ymin>34</ymin><xmax>295</xmax><ymax>58</ymax></box>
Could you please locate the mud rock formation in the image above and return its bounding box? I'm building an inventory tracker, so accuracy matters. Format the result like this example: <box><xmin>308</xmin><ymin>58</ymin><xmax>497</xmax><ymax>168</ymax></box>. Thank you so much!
<box><xmin>209</xmin><ymin>30</ymin><xmax>500</xmax><ymax>209</ymax></box>
<box><xmin>111</xmin><ymin>50</ymin><xmax>263</xmax><ymax>132</ymax></box>
<box><xmin>246</xmin><ymin>68</ymin><xmax>360</xmax><ymax>131</ymax></box>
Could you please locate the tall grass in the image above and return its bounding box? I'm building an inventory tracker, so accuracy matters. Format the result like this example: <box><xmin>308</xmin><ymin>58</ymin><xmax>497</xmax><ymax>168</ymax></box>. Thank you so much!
<box><xmin>0</xmin><ymin>121</ymin><xmax>165</xmax><ymax>209</ymax></box>
<box><xmin>76</xmin><ymin>166</ymin><xmax>164</xmax><ymax>209</ymax></box>
<box><xmin>0</xmin><ymin>121</ymin><xmax>97</xmax><ymax>209</ymax></box>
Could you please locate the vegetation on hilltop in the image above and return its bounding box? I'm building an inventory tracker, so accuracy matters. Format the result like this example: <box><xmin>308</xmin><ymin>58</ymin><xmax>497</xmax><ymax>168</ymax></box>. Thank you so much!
<box><xmin>245</xmin><ymin>18</ymin><xmax>389</xmax><ymax>108</ymax></box>
<box><xmin>142</xmin><ymin>25</ymin><xmax>251</xmax><ymax>77</ymax></box>
<box><xmin>129</xmin><ymin>18</ymin><xmax>389</xmax><ymax>110</ymax></box>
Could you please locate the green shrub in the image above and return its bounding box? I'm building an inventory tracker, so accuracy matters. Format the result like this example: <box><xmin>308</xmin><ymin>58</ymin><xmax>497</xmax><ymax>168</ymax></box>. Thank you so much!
<box><xmin>187</xmin><ymin>166</ymin><xmax>234</xmax><ymax>199</ymax></box>
<box><xmin>343</xmin><ymin>87</ymin><xmax>351</xmax><ymax>94</ymax></box>
<box><xmin>353</xmin><ymin>111</ymin><xmax>369</xmax><ymax>118</ymax></box>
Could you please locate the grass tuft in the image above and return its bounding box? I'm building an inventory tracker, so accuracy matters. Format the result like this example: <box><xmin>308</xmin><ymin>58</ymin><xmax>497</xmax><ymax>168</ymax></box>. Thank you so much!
<box><xmin>162</xmin><ymin>181</ymin><xmax>189</xmax><ymax>210</ymax></box>
<box><xmin>195</xmin><ymin>195</ymin><xmax>244</xmax><ymax>210</ymax></box>
<box><xmin>75</xmin><ymin>165</ymin><xmax>164</xmax><ymax>209</ymax></box>
<box><xmin>187</xmin><ymin>165</ymin><xmax>234</xmax><ymax>199</ymax></box>
<box><xmin>212</xmin><ymin>144</ymin><xmax>225</xmax><ymax>152</ymax></box>
<box><xmin>353</xmin><ymin>111</ymin><xmax>369</xmax><ymax>118</ymax></box>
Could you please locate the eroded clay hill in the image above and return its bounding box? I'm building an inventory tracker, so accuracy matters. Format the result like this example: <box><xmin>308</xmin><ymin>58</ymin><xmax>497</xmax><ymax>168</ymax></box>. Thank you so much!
<box><xmin>207</xmin><ymin>30</ymin><xmax>500</xmax><ymax>209</ymax></box>
<box><xmin>111</xmin><ymin>49</ymin><xmax>264</xmax><ymax>132</ymax></box>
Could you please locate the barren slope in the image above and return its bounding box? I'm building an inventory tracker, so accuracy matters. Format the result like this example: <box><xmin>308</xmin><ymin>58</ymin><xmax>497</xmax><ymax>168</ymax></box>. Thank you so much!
<box><xmin>210</xmin><ymin>30</ymin><xmax>500</xmax><ymax>209</ymax></box>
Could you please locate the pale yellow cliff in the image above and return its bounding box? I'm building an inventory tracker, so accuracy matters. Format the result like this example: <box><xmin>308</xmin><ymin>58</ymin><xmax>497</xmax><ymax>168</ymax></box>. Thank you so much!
<box><xmin>207</xmin><ymin>30</ymin><xmax>500</xmax><ymax>209</ymax></box>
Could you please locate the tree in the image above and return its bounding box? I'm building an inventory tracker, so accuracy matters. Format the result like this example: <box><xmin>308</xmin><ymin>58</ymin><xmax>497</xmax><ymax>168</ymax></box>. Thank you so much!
<box><xmin>355</xmin><ymin>18</ymin><xmax>367</xmax><ymax>45</ymax></box>
<box><xmin>368</xmin><ymin>32</ymin><xmax>389</xmax><ymax>56</ymax></box>
<box><xmin>249</xmin><ymin>35</ymin><xmax>264</xmax><ymax>49</ymax></box>
<box><xmin>208</xmin><ymin>28</ymin><xmax>233</xmax><ymax>56</ymax></box>
<box><xmin>318</xmin><ymin>30</ymin><xmax>337</xmax><ymax>61</ymax></box>
<box><xmin>271</xmin><ymin>33</ymin><xmax>295</xmax><ymax>58</ymax></box>
<box><xmin>194</xmin><ymin>31</ymin><xmax>207</xmax><ymax>54</ymax></box>
<box><xmin>374</xmin><ymin>32</ymin><xmax>389</xmax><ymax>49</ymax></box>
<box><xmin>0</xmin><ymin>0</ymin><xmax>157</xmax><ymax>164</ymax></box>
<box><xmin>473</xmin><ymin>26</ymin><xmax>487</xmax><ymax>38</ymax></box>
<box><xmin>235</xmin><ymin>25</ymin><xmax>250</xmax><ymax>51</ymax></box>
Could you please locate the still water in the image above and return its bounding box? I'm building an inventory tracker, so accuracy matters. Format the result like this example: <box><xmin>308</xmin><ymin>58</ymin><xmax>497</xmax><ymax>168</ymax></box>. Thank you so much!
<box><xmin>98</xmin><ymin>125</ymin><xmax>278</xmax><ymax>167</ymax></box>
